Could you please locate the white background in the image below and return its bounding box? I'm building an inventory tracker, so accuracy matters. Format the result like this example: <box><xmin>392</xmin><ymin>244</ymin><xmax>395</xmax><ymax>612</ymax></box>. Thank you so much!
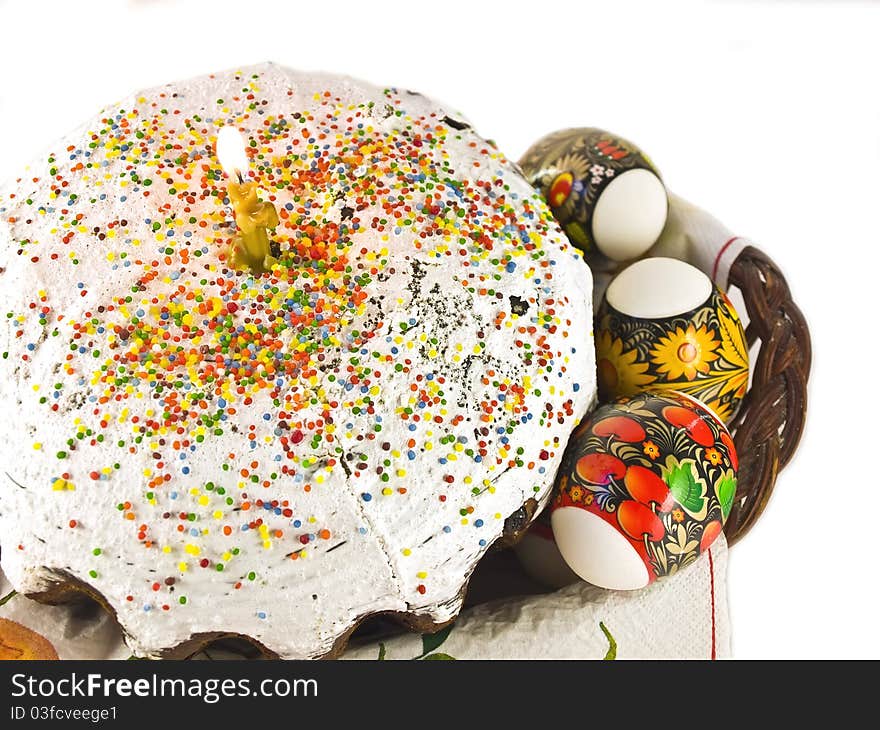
<box><xmin>1</xmin><ymin>0</ymin><xmax>877</xmax><ymax>659</ymax></box>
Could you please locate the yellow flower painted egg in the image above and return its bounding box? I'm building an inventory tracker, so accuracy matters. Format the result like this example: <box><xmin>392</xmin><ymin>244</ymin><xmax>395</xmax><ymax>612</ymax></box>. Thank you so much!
<box><xmin>595</xmin><ymin>257</ymin><xmax>749</xmax><ymax>423</ymax></box>
<box><xmin>551</xmin><ymin>392</ymin><xmax>738</xmax><ymax>590</ymax></box>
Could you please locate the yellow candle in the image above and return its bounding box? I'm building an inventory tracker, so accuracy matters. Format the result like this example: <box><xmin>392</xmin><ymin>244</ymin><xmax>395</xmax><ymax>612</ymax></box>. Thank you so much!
<box><xmin>216</xmin><ymin>127</ymin><xmax>279</xmax><ymax>275</ymax></box>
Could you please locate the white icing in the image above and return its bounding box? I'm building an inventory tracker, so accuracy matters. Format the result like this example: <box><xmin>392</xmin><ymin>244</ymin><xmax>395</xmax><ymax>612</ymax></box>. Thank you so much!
<box><xmin>0</xmin><ymin>63</ymin><xmax>595</xmax><ymax>658</ymax></box>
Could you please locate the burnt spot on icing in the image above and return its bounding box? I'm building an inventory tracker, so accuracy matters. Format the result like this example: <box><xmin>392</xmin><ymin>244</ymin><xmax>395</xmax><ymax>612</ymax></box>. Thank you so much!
<box><xmin>442</xmin><ymin>115</ymin><xmax>470</xmax><ymax>131</ymax></box>
<box><xmin>509</xmin><ymin>295</ymin><xmax>529</xmax><ymax>316</ymax></box>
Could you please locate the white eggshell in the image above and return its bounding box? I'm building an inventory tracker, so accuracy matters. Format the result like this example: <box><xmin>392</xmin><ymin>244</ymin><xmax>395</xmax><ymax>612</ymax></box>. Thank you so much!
<box><xmin>551</xmin><ymin>506</ymin><xmax>650</xmax><ymax>590</ymax></box>
<box><xmin>593</xmin><ymin>168</ymin><xmax>668</xmax><ymax>262</ymax></box>
<box><xmin>606</xmin><ymin>256</ymin><xmax>712</xmax><ymax>319</ymax></box>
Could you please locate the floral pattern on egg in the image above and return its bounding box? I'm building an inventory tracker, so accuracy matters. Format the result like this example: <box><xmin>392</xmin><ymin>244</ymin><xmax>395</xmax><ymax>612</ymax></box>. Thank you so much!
<box><xmin>519</xmin><ymin>127</ymin><xmax>664</xmax><ymax>261</ymax></box>
<box><xmin>552</xmin><ymin>392</ymin><xmax>737</xmax><ymax>589</ymax></box>
<box><xmin>596</xmin><ymin>284</ymin><xmax>749</xmax><ymax>423</ymax></box>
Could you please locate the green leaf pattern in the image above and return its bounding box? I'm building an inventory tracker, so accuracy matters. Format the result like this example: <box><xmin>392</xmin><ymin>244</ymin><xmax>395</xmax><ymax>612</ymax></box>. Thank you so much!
<box><xmin>600</xmin><ymin>621</ymin><xmax>617</xmax><ymax>660</ymax></box>
<box><xmin>419</xmin><ymin>624</ymin><xmax>454</xmax><ymax>658</ymax></box>
<box><xmin>663</xmin><ymin>457</ymin><xmax>708</xmax><ymax>519</ymax></box>
<box><xmin>715</xmin><ymin>470</ymin><xmax>737</xmax><ymax>520</ymax></box>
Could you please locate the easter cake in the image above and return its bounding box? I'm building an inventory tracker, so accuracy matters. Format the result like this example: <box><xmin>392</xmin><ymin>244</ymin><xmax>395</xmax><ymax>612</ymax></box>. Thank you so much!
<box><xmin>0</xmin><ymin>64</ymin><xmax>596</xmax><ymax>658</ymax></box>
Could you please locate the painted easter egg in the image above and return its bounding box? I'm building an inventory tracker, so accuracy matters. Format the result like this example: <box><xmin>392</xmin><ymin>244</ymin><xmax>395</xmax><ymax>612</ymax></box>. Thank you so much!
<box><xmin>519</xmin><ymin>127</ymin><xmax>668</xmax><ymax>263</ymax></box>
<box><xmin>551</xmin><ymin>392</ymin><xmax>737</xmax><ymax>590</ymax></box>
<box><xmin>513</xmin><ymin>509</ymin><xmax>580</xmax><ymax>589</ymax></box>
<box><xmin>0</xmin><ymin>618</ymin><xmax>59</xmax><ymax>660</ymax></box>
<box><xmin>595</xmin><ymin>257</ymin><xmax>749</xmax><ymax>423</ymax></box>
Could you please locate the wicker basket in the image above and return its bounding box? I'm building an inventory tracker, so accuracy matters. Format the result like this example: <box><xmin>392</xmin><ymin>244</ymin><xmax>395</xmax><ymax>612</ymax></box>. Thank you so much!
<box><xmin>722</xmin><ymin>246</ymin><xmax>811</xmax><ymax>545</ymax></box>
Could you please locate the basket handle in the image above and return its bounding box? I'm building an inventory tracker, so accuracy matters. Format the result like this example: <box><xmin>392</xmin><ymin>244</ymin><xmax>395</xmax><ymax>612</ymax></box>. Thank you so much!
<box><xmin>723</xmin><ymin>246</ymin><xmax>811</xmax><ymax>544</ymax></box>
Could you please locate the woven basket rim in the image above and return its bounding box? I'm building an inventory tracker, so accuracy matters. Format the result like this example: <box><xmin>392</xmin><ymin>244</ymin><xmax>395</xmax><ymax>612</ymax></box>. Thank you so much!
<box><xmin>723</xmin><ymin>245</ymin><xmax>811</xmax><ymax>545</ymax></box>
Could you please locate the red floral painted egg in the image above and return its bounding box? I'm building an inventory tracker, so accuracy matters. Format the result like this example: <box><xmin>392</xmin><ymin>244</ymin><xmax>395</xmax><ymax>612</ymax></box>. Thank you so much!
<box><xmin>551</xmin><ymin>392</ymin><xmax>737</xmax><ymax>590</ymax></box>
